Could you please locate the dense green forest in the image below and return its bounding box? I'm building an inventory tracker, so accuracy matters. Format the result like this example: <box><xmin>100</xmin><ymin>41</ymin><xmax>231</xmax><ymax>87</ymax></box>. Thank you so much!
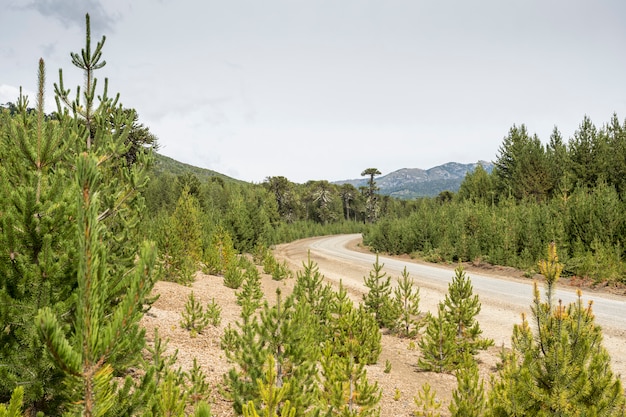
<box><xmin>1</xmin><ymin>13</ymin><xmax>625</xmax><ymax>417</ymax></box>
<box><xmin>365</xmin><ymin>120</ymin><xmax>626</xmax><ymax>284</ymax></box>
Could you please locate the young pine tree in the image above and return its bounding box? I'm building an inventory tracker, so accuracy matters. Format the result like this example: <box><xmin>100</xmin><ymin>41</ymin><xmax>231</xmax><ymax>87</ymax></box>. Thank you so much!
<box><xmin>180</xmin><ymin>291</ymin><xmax>210</xmax><ymax>336</ymax></box>
<box><xmin>320</xmin><ymin>345</ymin><xmax>381</xmax><ymax>417</ymax></box>
<box><xmin>363</xmin><ymin>254</ymin><xmax>400</xmax><ymax>329</ymax></box>
<box><xmin>222</xmin><ymin>290</ymin><xmax>320</xmax><ymax>415</ymax></box>
<box><xmin>36</xmin><ymin>152</ymin><xmax>157</xmax><ymax>417</ymax></box>
<box><xmin>487</xmin><ymin>243</ymin><xmax>626</xmax><ymax>416</ymax></box>
<box><xmin>241</xmin><ymin>356</ymin><xmax>297</xmax><ymax>417</ymax></box>
<box><xmin>393</xmin><ymin>267</ymin><xmax>422</xmax><ymax>338</ymax></box>
<box><xmin>331</xmin><ymin>282</ymin><xmax>382</xmax><ymax>365</ymax></box>
<box><xmin>170</xmin><ymin>188</ymin><xmax>203</xmax><ymax>283</ymax></box>
<box><xmin>442</xmin><ymin>266</ymin><xmax>493</xmax><ymax>358</ymax></box>
<box><xmin>0</xmin><ymin>61</ymin><xmax>76</xmax><ymax>412</ymax></box>
<box><xmin>237</xmin><ymin>266</ymin><xmax>264</xmax><ymax>317</ymax></box>
<box><xmin>448</xmin><ymin>357</ymin><xmax>486</xmax><ymax>417</ymax></box>
<box><xmin>1</xmin><ymin>14</ymin><xmax>155</xmax><ymax>413</ymax></box>
<box><xmin>417</xmin><ymin>304</ymin><xmax>458</xmax><ymax>373</ymax></box>
<box><xmin>413</xmin><ymin>383</ymin><xmax>442</xmax><ymax>417</ymax></box>
<box><xmin>291</xmin><ymin>253</ymin><xmax>335</xmax><ymax>338</ymax></box>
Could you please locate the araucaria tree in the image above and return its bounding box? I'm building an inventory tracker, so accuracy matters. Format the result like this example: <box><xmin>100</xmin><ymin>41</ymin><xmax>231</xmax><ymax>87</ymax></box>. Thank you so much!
<box><xmin>487</xmin><ymin>243</ymin><xmax>625</xmax><ymax>416</ymax></box>
<box><xmin>361</xmin><ymin>168</ymin><xmax>381</xmax><ymax>223</ymax></box>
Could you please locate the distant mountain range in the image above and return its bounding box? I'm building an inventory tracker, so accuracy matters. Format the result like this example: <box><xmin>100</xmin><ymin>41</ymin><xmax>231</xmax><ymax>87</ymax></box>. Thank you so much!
<box><xmin>334</xmin><ymin>161</ymin><xmax>494</xmax><ymax>199</ymax></box>
<box><xmin>154</xmin><ymin>152</ymin><xmax>494</xmax><ymax>199</ymax></box>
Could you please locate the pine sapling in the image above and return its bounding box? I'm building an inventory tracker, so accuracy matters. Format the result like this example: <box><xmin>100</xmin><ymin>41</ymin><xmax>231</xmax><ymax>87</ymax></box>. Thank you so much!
<box><xmin>320</xmin><ymin>345</ymin><xmax>381</xmax><ymax>417</ymax></box>
<box><xmin>241</xmin><ymin>355</ymin><xmax>296</xmax><ymax>417</ymax></box>
<box><xmin>224</xmin><ymin>262</ymin><xmax>245</xmax><ymax>289</ymax></box>
<box><xmin>180</xmin><ymin>291</ymin><xmax>209</xmax><ymax>336</ymax></box>
<box><xmin>363</xmin><ymin>254</ymin><xmax>401</xmax><ymax>329</ymax></box>
<box><xmin>418</xmin><ymin>304</ymin><xmax>458</xmax><ymax>373</ymax></box>
<box><xmin>442</xmin><ymin>265</ymin><xmax>493</xmax><ymax>360</ymax></box>
<box><xmin>186</xmin><ymin>358</ymin><xmax>211</xmax><ymax>405</ymax></box>
<box><xmin>205</xmin><ymin>298</ymin><xmax>222</xmax><ymax>327</ymax></box>
<box><xmin>413</xmin><ymin>383</ymin><xmax>442</xmax><ymax>417</ymax></box>
<box><xmin>448</xmin><ymin>358</ymin><xmax>485</xmax><ymax>417</ymax></box>
<box><xmin>393</xmin><ymin>266</ymin><xmax>422</xmax><ymax>337</ymax></box>
<box><xmin>487</xmin><ymin>243</ymin><xmax>626</xmax><ymax>415</ymax></box>
<box><xmin>237</xmin><ymin>266</ymin><xmax>264</xmax><ymax>316</ymax></box>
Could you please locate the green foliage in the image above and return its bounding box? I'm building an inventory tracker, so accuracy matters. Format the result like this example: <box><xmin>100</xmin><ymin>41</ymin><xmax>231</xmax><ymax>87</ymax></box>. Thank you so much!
<box><xmin>362</xmin><ymin>254</ymin><xmax>401</xmax><ymax>329</ymax></box>
<box><xmin>180</xmin><ymin>292</ymin><xmax>210</xmax><ymax>336</ymax></box>
<box><xmin>487</xmin><ymin>244</ymin><xmax>625</xmax><ymax>416</ymax></box>
<box><xmin>151</xmin><ymin>188</ymin><xmax>203</xmax><ymax>285</ymax></box>
<box><xmin>153</xmin><ymin>371</ymin><xmax>188</xmax><ymax>416</ymax></box>
<box><xmin>262</xmin><ymin>251</ymin><xmax>292</xmax><ymax>281</ymax></box>
<box><xmin>413</xmin><ymin>383</ymin><xmax>442</xmax><ymax>417</ymax></box>
<box><xmin>361</xmin><ymin>168</ymin><xmax>381</xmax><ymax>223</ymax></box>
<box><xmin>393</xmin><ymin>267</ymin><xmax>422</xmax><ymax>337</ymax></box>
<box><xmin>320</xmin><ymin>345</ymin><xmax>381</xmax><ymax>417</ymax></box>
<box><xmin>241</xmin><ymin>355</ymin><xmax>297</xmax><ymax>417</ymax></box>
<box><xmin>442</xmin><ymin>266</ymin><xmax>493</xmax><ymax>356</ymax></box>
<box><xmin>184</xmin><ymin>358</ymin><xmax>212</xmax><ymax>405</ymax></box>
<box><xmin>165</xmin><ymin>188</ymin><xmax>203</xmax><ymax>284</ymax></box>
<box><xmin>224</xmin><ymin>262</ymin><xmax>246</xmax><ymax>289</ymax></box>
<box><xmin>139</xmin><ymin>329</ymin><xmax>213</xmax><ymax>416</ymax></box>
<box><xmin>0</xmin><ymin>387</ymin><xmax>25</xmax><ymax>417</ymax></box>
<box><xmin>417</xmin><ymin>304</ymin><xmax>458</xmax><ymax>373</ymax></box>
<box><xmin>449</xmin><ymin>360</ymin><xmax>485</xmax><ymax>417</ymax></box>
<box><xmin>237</xmin><ymin>266</ymin><xmax>264</xmax><ymax>316</ymax></box>
<box><xmin>205</xmin><ymin>297</ymin><xmax>222</xmax><ymax>327</ymax></box>
<box><xmin>271</xmin><ymin>259</ymin><xmax>292</xmax><ymax>281</ymax></box>
<box><xmin>330</xmin><ymin>282</ymin><xmax>382</xmax><ymax>365</ymax></box>
<box><xmin>457</xmin><ymin>164</ymin><xmax>495</xmax><ymax>204</ymax></box>
<box><xmin>37</xmin><ymin>150</ymin><xmax>158</xmax><ymax>417</ymax></box>
<box><xmin>203</xmin><ymin>226</ymin><xmax>237</xmax><ymax>276</ymax></box>
<box><xmin>0</xmin><ymin>15</ymin><xmax>160</xmax><ymax>413</ymax></box>
<box><xmin>222</xmin><ymin>290</ymin><xmax>320</xmax><ymax>415</ymax></box>
<box><xmin>494</xmin><ymin>124</ymin><xmax>552</xmax><ymax>201</ymax></box>
<box><xmin>418</xmin><ymin>267</ymin><xmax>492</xmax><ymax>373</ymax></box>
<box><xmin>364</xmin><ymin>114</ymin><xmax>626</xmax><ymax>283</ymax></box>
<box><xmin>0</xmin><ymin>61</ymin><xmax>76</xmax><ymax>411</ymax></box>
<box><xmin>292</xmin><ymin>253</ymin><xmax>335</xmax><ymax>336</ymax></box>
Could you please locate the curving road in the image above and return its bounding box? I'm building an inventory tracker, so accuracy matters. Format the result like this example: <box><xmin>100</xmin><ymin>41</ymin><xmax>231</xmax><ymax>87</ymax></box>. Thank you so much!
<box><xmin>276</xmin><ymin>233</ymin><xmax>626</xmax><ymax>377</ymax></box>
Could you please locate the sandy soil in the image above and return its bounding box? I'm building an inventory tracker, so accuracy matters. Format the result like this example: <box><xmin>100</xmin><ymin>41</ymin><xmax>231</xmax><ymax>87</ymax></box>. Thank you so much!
<box><xmin>140</xmin><ymin>235</ymin><xmax>626</xmax><ymax>417</ymax></box>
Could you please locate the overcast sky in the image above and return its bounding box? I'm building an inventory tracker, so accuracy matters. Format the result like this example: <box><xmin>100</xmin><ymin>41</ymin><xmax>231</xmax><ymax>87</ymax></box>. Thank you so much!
<box><xmin>2</xmin><ymin>1</ymin><xmax>626</xmax><ymax>183</ymax></box>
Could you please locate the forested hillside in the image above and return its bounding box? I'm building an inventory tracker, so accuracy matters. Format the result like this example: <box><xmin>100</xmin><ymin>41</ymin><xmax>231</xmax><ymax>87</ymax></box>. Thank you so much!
<box><xmin>1</xmin><ymin>13</ymin><xmax>625</xmax><ymax>417</ymax></box>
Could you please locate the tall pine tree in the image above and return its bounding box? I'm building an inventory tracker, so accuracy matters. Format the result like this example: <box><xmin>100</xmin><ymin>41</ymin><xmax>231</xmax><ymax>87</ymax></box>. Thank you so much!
<box><xmin>1</xmin><ymin>14</ymin><xmax>157</xmax><ymax>414</ymax></box>
<box><xmin>0</xmin><ymin>60</ymin><xmax>76</xmax><ymax>412</ymax></box>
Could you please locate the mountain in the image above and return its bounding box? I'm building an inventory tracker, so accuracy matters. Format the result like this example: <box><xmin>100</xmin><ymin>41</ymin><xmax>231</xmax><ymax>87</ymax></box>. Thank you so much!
<box><xmin>334</xmin><ymin>161</ymin><xmax>494</xmax><ymax>199</ymax></box>
<box><xmin>152</xmin><ymin>153</ymin><xmax>242</xmax><ymax>183</ymax></box>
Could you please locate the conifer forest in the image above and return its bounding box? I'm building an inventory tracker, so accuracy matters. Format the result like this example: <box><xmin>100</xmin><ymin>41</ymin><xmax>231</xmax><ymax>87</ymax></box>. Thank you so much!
<box><xmin>2</xmin><ymin>14</ymin><xmax>626</xmax><ymax>417</ymax></box>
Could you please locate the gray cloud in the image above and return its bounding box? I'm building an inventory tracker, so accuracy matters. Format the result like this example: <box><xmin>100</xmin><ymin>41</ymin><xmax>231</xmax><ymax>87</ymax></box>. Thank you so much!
<box><xmin>20</xmin><ymin>0</ymin><xmax>117</xmax><ymax>34</ymax></box>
